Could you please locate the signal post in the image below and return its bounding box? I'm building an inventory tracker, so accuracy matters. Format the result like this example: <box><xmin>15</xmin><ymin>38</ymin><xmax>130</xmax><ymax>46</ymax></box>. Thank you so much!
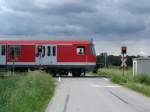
<box><xmin>120</xmin><ymin>46</ymin><xmax>128</xmax><ymax>76</ymax></box>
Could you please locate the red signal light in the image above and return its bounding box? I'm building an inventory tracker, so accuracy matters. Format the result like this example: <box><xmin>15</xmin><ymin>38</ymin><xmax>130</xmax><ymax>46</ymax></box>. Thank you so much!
<box><xmin>121</xmin><ymin>47</ymin><xmax>127</xmax><ymax>54</ymax></box>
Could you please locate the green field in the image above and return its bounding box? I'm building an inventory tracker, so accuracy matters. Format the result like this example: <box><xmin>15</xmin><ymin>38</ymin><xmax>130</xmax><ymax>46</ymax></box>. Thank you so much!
<box><xmin>0</xmin><ymin>71</ymin><xmax>55</xmax><ymax>112</ymax></box>
<box><xmin>96</xmin><ymin>67</ymin><xmax>150</xmax><ymax>97</ymax></box>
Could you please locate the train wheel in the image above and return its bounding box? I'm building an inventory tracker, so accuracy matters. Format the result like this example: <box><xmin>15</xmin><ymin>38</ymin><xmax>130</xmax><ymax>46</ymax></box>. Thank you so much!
<box><xmin>51</xmin><ymin>71</ymin><xmax>57</xmax><ymax>77</ymax></box>
<box><xmin>64</xmin><ymin>71</ymin><xmax>69</xmax><ymax>76</ymax></box>
<box><xmin>73</xmin><ymin>73</ymin><xmax>81</xmax><ymax>77</ymax></box>
<box><xmin>52</xmin><ymin>73</ymin><xmax>56</xmax><ymax>77</ymax></box>
<box><xmin>72</xmin><ymin>70</ymin><xmax>81</xmax><ymax>77</ymax></box>
<box><xmin>83</xmin><ymin>71</ymin><xmax>86</xmax><ymax>77</ymax></box>
<box><xmin>59</xmin><ymin>70</ymin><xmax>68</xmax><ymax>76</ymax></box>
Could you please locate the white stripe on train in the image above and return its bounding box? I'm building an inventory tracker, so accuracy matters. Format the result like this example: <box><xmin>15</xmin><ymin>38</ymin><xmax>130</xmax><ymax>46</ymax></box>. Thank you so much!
<box><xmin>6</xmin><ymin>62</ymin><xmax>96</xmax><ymax>65</ymax></box>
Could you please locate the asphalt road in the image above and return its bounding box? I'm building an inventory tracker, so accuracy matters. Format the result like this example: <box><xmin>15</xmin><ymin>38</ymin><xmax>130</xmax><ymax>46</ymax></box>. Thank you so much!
<box><xmin>45</xmin><ymin>76</ymin><xmax>150</xmax><ymax>112</ymax></box>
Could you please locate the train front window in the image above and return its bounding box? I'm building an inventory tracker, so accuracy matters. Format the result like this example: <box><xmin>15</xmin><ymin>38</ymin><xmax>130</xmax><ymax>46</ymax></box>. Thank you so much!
<box><xmin>90</xmin><ymin>44</ymin><xmax>96</xmax><ymax>55</ymax></box>
<box><xmin>77</xmin><ymin>46</ymin><xmax>85</xmax><ymax>55</ymax></box>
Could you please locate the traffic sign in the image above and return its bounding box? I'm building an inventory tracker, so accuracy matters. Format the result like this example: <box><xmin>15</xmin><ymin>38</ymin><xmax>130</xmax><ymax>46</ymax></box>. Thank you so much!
<box><xmin>120</xmin><ymin>46</ymin><xmax>128</xmax><ymax>75</ymax></box>
<box><xmin>120</xmin><ymin>54</ymin><xmax>128</xmax><ymax>68</ymax></box>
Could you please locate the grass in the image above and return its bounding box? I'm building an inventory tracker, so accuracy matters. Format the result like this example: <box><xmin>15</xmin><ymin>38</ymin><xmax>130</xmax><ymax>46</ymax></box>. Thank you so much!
<box><xmin>0</xmin><ymin>71</ymin><xmax>55</xmax><ymax>112</ymax></box>
<box><xmin>96</xmin><ymin>67</ymin><xmax>150</xmax><ymax>97</ymax></box>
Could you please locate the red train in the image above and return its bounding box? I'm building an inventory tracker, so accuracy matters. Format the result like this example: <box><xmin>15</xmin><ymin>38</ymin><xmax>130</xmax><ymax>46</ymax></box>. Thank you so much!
<box><xmin>0</xmin><ymin>40</ymin><xmax>96</xmax><ymax>76</ymax></box>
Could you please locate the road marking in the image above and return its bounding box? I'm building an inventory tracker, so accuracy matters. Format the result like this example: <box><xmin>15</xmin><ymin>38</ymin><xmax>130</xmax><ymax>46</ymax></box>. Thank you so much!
<box><xmin>91</xmin><ymin>84</ymin><xmax>121</xmax><ymax>88</ymax></box>
<box><xmin>103</xmin><ymin>78</ymin><xmax>109</xmax><ymax>81</ymax></box>
<box><xmin>58</xmin><ymin>77</ymin><xmax>61</xmax><ymax>82</ymax></box>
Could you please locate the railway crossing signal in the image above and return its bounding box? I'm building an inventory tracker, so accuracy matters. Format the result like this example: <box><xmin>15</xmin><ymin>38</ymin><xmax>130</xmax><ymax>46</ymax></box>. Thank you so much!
<box><xmin>120</xmin><ymin>55</ymin><xmax>128</xmax><ymax>68</ymax></box>
<box><xmin>121</xmin><ymin>46</ymin><xmax>127</xmax><ymax>54</ymax></box>
<box><xmin>120</xmin><ymin>46</ymin><xmax>128</xmax><ymax>75</ymax></box>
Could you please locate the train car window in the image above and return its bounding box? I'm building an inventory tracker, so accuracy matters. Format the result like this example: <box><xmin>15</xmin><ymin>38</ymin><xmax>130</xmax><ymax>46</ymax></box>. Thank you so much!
<box><xmin>9</xmin><ymin>45</ymin><xmax>21</xmax><ymax>56</ymax></box>
<box><xmin>90</xmin><ymin>44</ymin><xmax>96</xmax><ymax>55</ymax></box>
<box><xmin>1</xmin><ymin>45</ymin><xmax>6</xmax><ymax>56</ymax></box>
<box><xmin>36</xmin><ymin>45</ymin><xmax>42</xmax><ymax>57</ymax></box>
<box><xmin>38</xmin><ymin>46</ymin><xmax>42</xmax><ymax>53</ymax></box>
<box><xmin>42</xmin><ymin>46</ymin><xmax>45</xmax><ymax>57</ymax></box>
<box><xmin>47</xmin><ymin>46</ymin><xmax>51</xmax><ymax>56</ymax></box>
<box><xmin>53</xmin><ymin>46</ymin><xmax>56</xmax><ymax>56</ymax></box>
<box><xmin>77</xmin><ymin>46</ymin><xmax>85</xmax><ymax>55</ymax></box>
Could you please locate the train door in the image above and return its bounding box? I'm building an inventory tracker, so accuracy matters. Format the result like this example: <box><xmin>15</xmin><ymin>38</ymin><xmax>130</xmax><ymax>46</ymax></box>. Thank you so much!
<box><xmin>0</xmin><ymin>45</ymin><xmax>6</xmax><ymax>65</ymax></box>
<box><xmin>36</xmin><ymin>45</ymin><xmax>57</xmax><ymax>65</ymax></box>
<box><xmin>50</xmin><ymin>45</ymin><xmax>57</xmax><ymax>64</ymax></box>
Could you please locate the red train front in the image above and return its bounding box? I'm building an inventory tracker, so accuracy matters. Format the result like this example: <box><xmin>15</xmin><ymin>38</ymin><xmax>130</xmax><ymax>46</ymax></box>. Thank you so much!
<box><xmin>0</xmin><ymin>40</ymin><xmax>96</xmax><ymax>76</ymax></box>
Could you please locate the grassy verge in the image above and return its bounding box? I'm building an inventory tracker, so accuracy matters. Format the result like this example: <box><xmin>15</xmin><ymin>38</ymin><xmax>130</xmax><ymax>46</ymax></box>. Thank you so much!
<box><xmin>0</xmin><ymin>71</ymin><xmax>55</xmax><ymax>112</ymax></box>
<box><xmin>96</xmin><ymin>67</ymin><xmax>150</xmax><ymax>97</ymax></box>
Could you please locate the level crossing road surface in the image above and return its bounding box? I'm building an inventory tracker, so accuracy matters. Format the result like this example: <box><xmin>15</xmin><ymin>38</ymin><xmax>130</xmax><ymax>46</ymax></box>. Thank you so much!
<box><xmin>45</xmin><ymin>76</ymin><xmax>150</xmax><ymax>112</ymax></box>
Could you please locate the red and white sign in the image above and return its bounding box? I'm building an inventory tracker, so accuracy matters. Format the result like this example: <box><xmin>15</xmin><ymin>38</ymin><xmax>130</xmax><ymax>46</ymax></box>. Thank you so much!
<box><xmin>120</xmin><ymin>54</ymin><xmax>128</xmax><ymax>68</ymax></box>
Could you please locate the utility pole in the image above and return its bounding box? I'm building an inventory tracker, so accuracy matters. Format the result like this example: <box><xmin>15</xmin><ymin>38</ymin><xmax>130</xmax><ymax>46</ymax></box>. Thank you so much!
<box><xmin>104</xmin><ymin>52</ymin><xmax>107</xmax><ymax>68</ymax></box>
<box><xmin>123</xmin><ymin>53</ymin><xmax>125</xmax><ymax>76</ymax></box>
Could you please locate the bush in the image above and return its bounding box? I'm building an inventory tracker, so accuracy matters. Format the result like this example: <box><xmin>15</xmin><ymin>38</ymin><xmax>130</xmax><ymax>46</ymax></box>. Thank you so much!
<box><xmin>134</xmin><ymin>75</ymin><xmax>150</xmax><ymax>85</ymax></box>
<box><xmin>111</xmin><ymin>75</ymin><xmax>128</xmax><ymax>84</ymax></box>
<box><xmin>97</xmin><ymin>67</ymin><xmax>150</xmax><ymax>97</ymax></box>
<box><xmin>126</xmin><ymin>83</ymin><xmax>150</xmax><ymax>97</ymax></box>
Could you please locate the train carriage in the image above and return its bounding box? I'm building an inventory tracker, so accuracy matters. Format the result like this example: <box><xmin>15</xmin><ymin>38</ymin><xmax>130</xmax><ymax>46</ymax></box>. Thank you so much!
<box><xmin>0</xmin><ymin>40</ymin><xmax>96</xmax><ymax>76</ymax></box>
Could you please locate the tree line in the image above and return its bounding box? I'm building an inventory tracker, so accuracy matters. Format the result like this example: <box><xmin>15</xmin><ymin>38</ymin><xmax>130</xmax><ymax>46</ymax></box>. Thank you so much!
<box><xmin>96</xmin><ymin>54</ymin><xmax>137</xmax><ymax>67</ymax></box>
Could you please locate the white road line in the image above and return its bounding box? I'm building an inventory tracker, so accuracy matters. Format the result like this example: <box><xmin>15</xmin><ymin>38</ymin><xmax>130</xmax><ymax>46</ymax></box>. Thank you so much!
<box><xmin>91</xmin><ymin>84</ymin><xmax>121</xmax><ymax>88</ymax></box>
<box><xmin>58</xmin><ymin>77</ymin><xmax>61</xmax><ymax>82</ymax></box>
<box><xmin>103</xmin><ymin>78</ymin><xmax>109</xmax><ymax>81</ymax></box>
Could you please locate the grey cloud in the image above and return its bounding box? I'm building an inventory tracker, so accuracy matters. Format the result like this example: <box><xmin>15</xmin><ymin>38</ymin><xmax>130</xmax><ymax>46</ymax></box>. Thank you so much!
<box><xmin>0</xmin><ymin>0</ymin><xmax>150</xmax><ymax>41</ymax></box>
<box><xmin>120</xmin><ymin>0</ymin><xmax>150</xmax><ymax>14</ymax></box>
<box><xmin>66</xmin><ymin>11</ymin><xmax>146</xmax><ymax>37</ymax></box>
<box><xmin>4</xmin><ymin>0</ymin><xmax>97</xmax><ymax>15</ymax></box>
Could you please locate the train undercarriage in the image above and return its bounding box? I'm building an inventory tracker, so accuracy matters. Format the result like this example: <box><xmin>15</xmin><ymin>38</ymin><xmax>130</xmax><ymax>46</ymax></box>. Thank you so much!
<box><xmin>0</xmin><ymin>65</ymin><xmax>95</xmax><ymax>77</ymax></box>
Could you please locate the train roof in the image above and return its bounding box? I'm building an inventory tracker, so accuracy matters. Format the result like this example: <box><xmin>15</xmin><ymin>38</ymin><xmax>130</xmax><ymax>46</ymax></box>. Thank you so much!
<box><xmin>0</xmin><ymin>40</ymin><xmax>91</xmax><ymax>45</ymax></box>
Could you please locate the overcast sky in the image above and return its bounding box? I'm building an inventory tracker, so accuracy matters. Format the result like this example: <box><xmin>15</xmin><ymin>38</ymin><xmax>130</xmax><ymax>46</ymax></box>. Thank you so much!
<box><xmin>0</xmin><ymin>0</ymin><xmax>150</xmax><ymax>55</ymax></box>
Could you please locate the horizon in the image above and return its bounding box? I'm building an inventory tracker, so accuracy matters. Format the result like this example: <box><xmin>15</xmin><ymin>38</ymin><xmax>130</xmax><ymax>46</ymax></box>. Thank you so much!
<box><xmin>0</xmin><ymin>37</ymin><xmax>149</xmax><ymax>56</ymax></box>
